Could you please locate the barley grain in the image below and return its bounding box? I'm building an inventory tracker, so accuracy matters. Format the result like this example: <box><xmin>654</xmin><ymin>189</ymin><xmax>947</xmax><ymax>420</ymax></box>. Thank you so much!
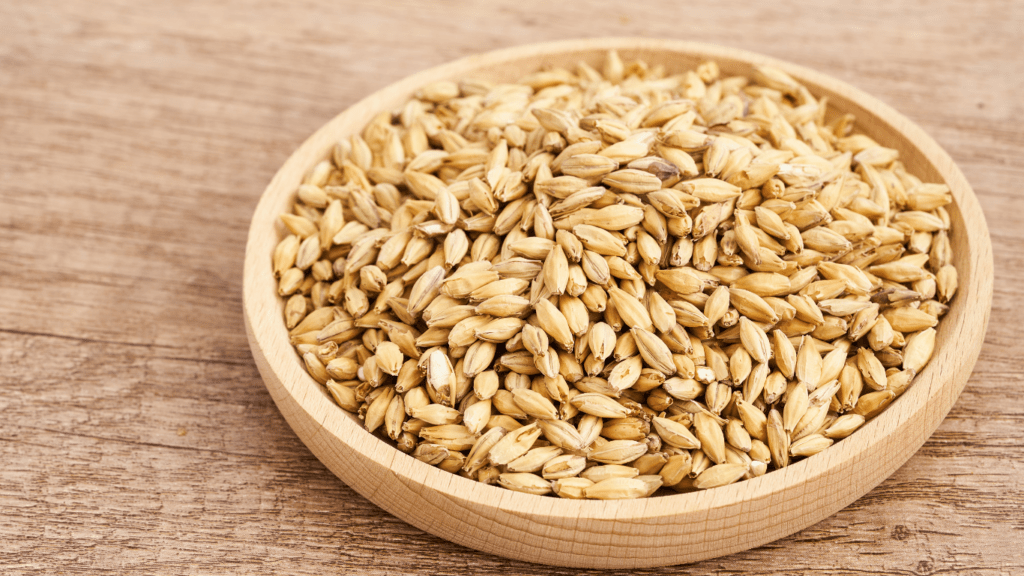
<box><xmin>278</xmin><ymin>51</ymin><xmax>957</xmax><ymax>498</ymax></box>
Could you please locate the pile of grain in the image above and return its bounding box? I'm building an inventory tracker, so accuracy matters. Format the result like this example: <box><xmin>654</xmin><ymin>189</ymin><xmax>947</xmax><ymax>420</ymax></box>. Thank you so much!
<box><xmin>274</xmin><ymin>51</ymin><xmax>957</xmax><ymax>499</ymax></box>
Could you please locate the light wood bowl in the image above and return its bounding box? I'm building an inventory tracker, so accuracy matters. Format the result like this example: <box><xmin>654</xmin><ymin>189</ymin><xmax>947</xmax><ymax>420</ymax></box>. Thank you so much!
<box><xmin>243</xmin><ymin>38</ymin><xmax>993</xmax><ymax>568</ymax></box>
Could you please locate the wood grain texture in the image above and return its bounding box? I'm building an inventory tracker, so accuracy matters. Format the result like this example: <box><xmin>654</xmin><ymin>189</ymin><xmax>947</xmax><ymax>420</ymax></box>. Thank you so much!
<box><xmin>243</xmin><ymin>38</ymin><xmax>992</xmax><ymax>569</ymax></box>
<box><xmin>0</xmin><ymin>0</ymin><xmax>1021</xmax><ymax>574</ymax></box>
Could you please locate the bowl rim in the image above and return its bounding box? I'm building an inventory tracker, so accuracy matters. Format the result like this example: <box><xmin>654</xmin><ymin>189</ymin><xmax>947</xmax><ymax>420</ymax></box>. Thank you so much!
<box><xmin>244</xmin><ymin>36</ymin><xmax>993</xmax><ymax>559</ymax></box>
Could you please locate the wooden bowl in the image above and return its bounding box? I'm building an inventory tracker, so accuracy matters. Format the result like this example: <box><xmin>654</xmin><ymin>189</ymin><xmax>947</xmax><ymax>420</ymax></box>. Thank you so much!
<box><xmin>243</xmin><ymin>38</ymin><xmax>993</xmax><ymax>568</ymax></box>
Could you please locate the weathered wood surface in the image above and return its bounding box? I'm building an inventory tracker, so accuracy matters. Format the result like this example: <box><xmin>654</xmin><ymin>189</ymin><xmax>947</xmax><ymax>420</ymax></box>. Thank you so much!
<box><xmin>0</xmin><ymin>1</ymin><xmax>1021</xmax><ymax>574</ymax></box>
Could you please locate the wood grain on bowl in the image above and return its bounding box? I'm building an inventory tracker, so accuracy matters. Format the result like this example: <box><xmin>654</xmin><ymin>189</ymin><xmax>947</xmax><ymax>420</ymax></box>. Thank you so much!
<box><xmin>243</xmin><ymin>38</ymin><xmax>992</xmax><ymax>568</ymax></box>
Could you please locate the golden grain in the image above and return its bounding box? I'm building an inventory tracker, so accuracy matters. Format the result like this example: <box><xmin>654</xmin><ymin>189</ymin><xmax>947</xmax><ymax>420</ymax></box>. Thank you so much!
<box><xmin>278</xmin><ymin>51</ymin><xmax>957</xmax><ymax>499</ymax></box>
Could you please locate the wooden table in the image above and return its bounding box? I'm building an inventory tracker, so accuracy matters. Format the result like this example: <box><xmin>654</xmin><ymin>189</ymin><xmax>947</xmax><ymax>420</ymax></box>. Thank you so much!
<box><xmin>2</xmin><ymin>1</ymin><xmax>1021</xmax><ymax>573</ymax></box>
